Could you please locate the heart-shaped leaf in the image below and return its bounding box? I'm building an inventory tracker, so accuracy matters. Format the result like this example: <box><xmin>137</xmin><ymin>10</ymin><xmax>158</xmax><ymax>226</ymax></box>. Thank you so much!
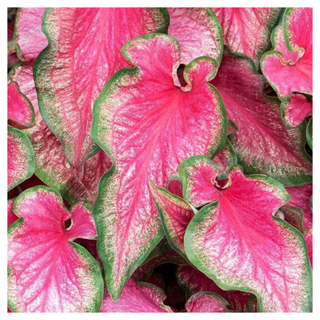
<box><xmin>149</xmin><ymin>181</ymin><xmax>194</xmax><ymax>259</ymax></box>
<box><xmin>210</xmin><ymin>50</ymin><xmax>312</xmax><ymax>186</ymax></box>
<box><xmin>185</xmin><ymin>292</ymin><xmax>231</xmax><ymax>313</ymax></box>
<box><xmin>34</xmin><ymin>8</ymin><xmax>169</xmax><ymax>176</ymax></box>
<box><xmin>8</xmin><ymin>125</ymin><xmax>35</xmax><ymax>191</ymax></box>
<box><xmin>92</xmin><ymin>33</ymin><xmax>227</xmax><ymax>300</ymax></box>
<box><xmin>182</xmin><ymin>159</ymin><xmax>312</xmax><ymax>312</ymax></box>
<box><xmin>100</xmin><ymin>279</ymin><xmax>173</xmax><ymax>312</ymax></box>
<box><xmin>212</xmin><ymin>8</ymin><xmax>282</xmax><ymax>68</ymax></box>
<box><xmin>167</xmin><ymin>8</ymin><xmax>223</xmax><ymax>65</ymax></box>
<box><xmin>261</xmin><ymin>8</ymin><xmax>312</xmax><ymax>100</ymax></box>
<box><xmin>7</xmin><ymin>187</ymin><xmax>103</xmax><ymax>312</ymax></box>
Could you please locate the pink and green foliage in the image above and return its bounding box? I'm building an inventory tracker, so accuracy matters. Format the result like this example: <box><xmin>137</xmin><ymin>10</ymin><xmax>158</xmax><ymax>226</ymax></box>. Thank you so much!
<box><xmin>286</xmin><ymin>183</ymin><xmax>312</xmax><ymax>230</ymax></box>
<box><xmin>92</xmin><ymin>33</ymin><xmax>226</xmax><ymax>300</ymax></box>
<box><xmin>34</xmin><ymin>8</ymin><xmax>169</xmax><ymax>177</ymax></box>
<box><xmin>185</xmin><ymin>292</ymin><xmax>231</xmax><ymax>313</ymax></box>
<box><xmin>304</xmin><ymin>229</ymin><xmax>313</xmax><ymax>269</ymax></box>
<box><xmin>100</xmin><ymin>280</ymin><xmax>173</xmax><ymax>312</ymax></box>
<box><xmin>167</xmin><ymin>8</ymin><xmax>223</xmax><ymax>65</ymax></box>
<box><xmin>212</xmin><ymin>8</ymin><xmax>282</xmax><ymax>68</ymax></box>
<box><xmin>261</xmin><ymin>8</ymin><xmax>312</xmax><ymax>100</ymax></box>
<box><xmin>181</xmin><ymin>158</ymin><xmax>312</xmax><ymax>312</ymax></box>
<box><xmin>8</xmin><ymin>125</ymin><xmax>35</xmax><ymax>191</ymax></box>
<box><xmin>210</xmin><ymin>51</ymin><xmax>312</xmax><ymax>185</ymax></box>
<box><xmin>176</xmin><ymin>265</ymin><xmax>252</xmax><ymax>312</ymax></box>
<box><xmin>7</xmin><ymin>7</ymin><xmax>313</xmax><ymax>313</ymax></box>
<box><xmin>8</xmin><ymin>199</ymin><xmax>18</xmax><ymax>229</ymax></box>
<box><xmin>8</xmin><ymin>187</ymin><xmax>103</xmax><ymax>312</ymax></box>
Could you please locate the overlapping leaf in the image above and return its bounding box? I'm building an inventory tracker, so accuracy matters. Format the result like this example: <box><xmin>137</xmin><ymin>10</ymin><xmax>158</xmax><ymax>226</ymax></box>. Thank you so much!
<box><xmin>210</xmin><ymin>51</ymin><xmax>312</xmax><ymax>185</ymax></box>
<box><xmin>286</xmin><ymin>183</ymin><xmax>312</xmax><ymax>229</ymax></box>
<box><xmin>100</xmin><ymin>280</ymin><xmax>172</xmax><ymax>312</ymax></box>
<box><xmin>149</xmin><ymin>181</ymin><xmax>194</xmax><ymax>259</ymax></box>
<box><xmin>92</xmin><ymin>33</ymin><xmax>226</xmax><ymax>300</ymax></box>
<box><xmin>34</xmin><ymin>8</ymin><xmax>169</xmax><ymax>176</ymax></box>
<box><xmin>304</xmin><ymin>229</ymin><xmax>313</xmax><ymax>269</ymax></box>
<box><xmin>8</xmin><ymin>187</ymin><xmax>103</xmax><ymax>312</ymax></box>
<box><xmin>185</xmin><ymin>292</ymin><xmax>230</xmax><ymax>313</ymax></box>
<box><xmin>261</xmin><ymin>8</ymin><xmax>312</xmax><ymax>100</ymax></box>
<box><xmin>176</xmin><ymin>265</ymin><xmax>252</xmax><ymax>312</ymax></box>
<box><xmin>167</xmin><ymin>8</ymin><xmax>223</xmax><ymax>65</ymax></box>
<box><xmin>212</xmin><ymin>8</ymin><xmax>282</xmax><ymax>68</ymax></box>
<box><xmin>307</xmin><ymin>118</ymin><xmax>312</xmax><ymax>150</ymax></box>
<box><xmin>8</xmin><ymin>125</ymin><xmax>35</xmax><ymax>191</ymax></box>
<box><xmin>181</xmin><ymin>159</ymin><xmax>312</xmax><ymax>312</ymax></box>
<box><xmin>7</xmin><ymin>199</ymin><xmax>18</xmax><ymax>229</ymax></box>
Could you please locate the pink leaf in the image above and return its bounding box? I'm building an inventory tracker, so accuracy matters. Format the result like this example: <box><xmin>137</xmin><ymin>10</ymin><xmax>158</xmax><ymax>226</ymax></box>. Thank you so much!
<box><xmin>8</xmin><ymin>199</ymin><xmax>18</xmax><ymax>229</ymax></box>
<box><xmin>8</xmin><ymin>125</ymin><xmax>35</xmax><ymax>191</ymax></box>
<box><xmin>100</xmin><ymin>279</ymin><xmax>172</xmax><ymax>312</ymax></box>
<box><xmin>185</xmin><ymin>292</ymin><xmax>230</xmax><ymax>313</ymax></box>
<box><xmin>261</xmin><ymin>8</ymin><xmax>312</xmax><ymax>99</ymax></box>
<box><xmin>210</xmin><ymin>51</ymin><xmax>312</xmax><ymax>185</ymax></box>
<box><xmin>212</xmin><ymin>8</ymin><xmax>282</xmax><ymax>67</ymax></box>
<box><xmin>167</xmin><ymin>8</ymin><xmax>223</xmax><ymax>65</ymax></box>
<box><xmin>286</xmin><ymin>183</ymin><xmax>312</xmax><ymax>230</ymax></box>
<box><xmin>7</xmin><ymin>187</ymin><xmax>103</xmax><ymax>312</ymax></box>
<box><xmin>92</xmin><ymin>33</ymin><xmax>227</xmax><ymax>300</ymax></box>
<box><xmin>34</xmin><ymin>8</ymin><xmax>168</xmax><ymax>176</ymax></box>
<box><xmin>281</xmin><ymin>94</ymin><xmax>312</xmax><ymax>127</ymax></box>
<box><xmin>14</xmin><ymin>8</ymin><xmax>47</xmax><ymax>62</ymax></box>
<box><xmin>149</xmin><ymin>181</ymin><xmax>194</xmax><ymax>259</ymax></box>
<box><xmin>176</xmin><ymin>264</ymin><xmax>252</xmax><ymax>312</ymax></box>
<box><xmin>183</xmin><ymin>161</ymin><xmax>312</xmax><ymax>312</ymax></box>
<box><xmin>24</xmin><ymin>119</ymin><xmax>112</xmax><ymax>206</ymax></box>
<box><xmin>8</xmin><ymin>81</ymin><xmax>34</xmax><ymax>128</ymax></box>
<box><xmin>166</xmin><ymin>176</ymin><xmax>183</xmax><ymax>198</ymax></box>
<box><xmin>304</xmin><ymin>229</ymin><xmax>313</xmax><ymax>269</ymax></box>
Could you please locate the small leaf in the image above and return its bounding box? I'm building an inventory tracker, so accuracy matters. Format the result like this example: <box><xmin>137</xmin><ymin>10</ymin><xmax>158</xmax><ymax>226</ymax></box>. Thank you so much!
<box><xmin>8</xmin><ymin>187</ymin><xmax>103</xmax><ymax>312</ymax></box>
<box><xmin>100</xmin><ymin>279</ymin><xmax>173</xmax><ymax>312</ymax></box>
<box><xmin>8</xmin><ymin>125</ymin><xmax>35</xmax><ymax>191</ymax></box>
<box><xmin>167</xmin><ymin>8</ymin><xmax>223</xmax><ymax>65</ymax></box>
<box><xmin>261</xmin><ymin>8</ymin><xmax>312</xmax><ymax>100</ymax></box>
<box><xmin>149</xmin><ymin>180</ymin><xmax>194</xmax><ymax>260</ymax></box>
<box><xmin>278</xmin><ymin>206</ymin><xmax>305</xmax><ymax>234</ymax></box>
<box><xmin>7</xmin><ymin>199</ymin><xmax>18</xmax><ymax>229</ymax></box>
<box><xmin>184</xmin><ymin>164</ymin><xmax>312</xmax><ymax>312</ymax></box>
<box><xmin>185</xmin><ymin>292</ymin><xmax>231</xmax><ymax>313</ymax></box>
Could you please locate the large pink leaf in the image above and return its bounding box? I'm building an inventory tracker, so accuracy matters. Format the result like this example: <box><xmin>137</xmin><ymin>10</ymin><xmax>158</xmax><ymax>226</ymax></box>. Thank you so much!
<box><xmin>176</xmin><ymin>265</ymin><xmax>252</xmax><ymax>312</ymax></box>
<box><xmin>8</xmin><ymin>199</ymin><xmax>18</xmax><ymax>229</ymax></box>
<box><xmin>7</xmin><ymin>187</ymin><xmax>103</xmax><ymax>312</ymax></box>
<box><xmin>304</xmin><ymin>229</ymin><xmax>313</xmax><ymax>269</ymax></box>
<box><xmin>167</xmin><ymin>8</ymin><xmax>223</xmax><ymax>65</ymax></box>
<box><xmin>8</xmin><ymin>81</ymin><xmax>34</xmax><ymax>128</ymax></box>
<box><xmin>212</xmin><ymin>8</ymin><xmax>282</xmax><ymax>68</ymax></box>
<box><xmin>185</xmin><ymin>292</ymin><xmax>230</xmax><ymax>313</ymax></box>
<box><xmin>286</xmin><ymin>183</ymin><xmax>312</xmax><ymax>230</ymax></box>
<box><xmin>210</xmin><ymin>51</ymin><xmax>312</xmax><ymax>186</ymax></box>
<box><xmin>100</xmin><ymin>279</ymin><xmax>172</xmax><ymax>312</ymax></box>
<box><xmin>182</xmin><ymin>159</ymin><xmax>312</xmax><ymax>312</ymax></box>
<box><xmin>261</xmin><ymin>8</ymin><xmax>312</xmax><ymax>100</ymax></box>
<box><xmin>34</xmin><ymin>8</ymin><xmax>169</xmax><ymax>176</ymax></box>
<box><xmin>24</xmin><ymin>119</ymin><xmax>112</xmax><ymax>206</ymax></box>
<box><xmin>149</xmin><ymin>181</ymin><xmax>194</xmax><ymax>259</ymax></box>
<box><xmin>92</xmin><ymin>33</ymin><xmax>227</xmax><ymax>300</ymax></box>
<box><xmin>8</xmin><ymin>125</ymin><xmax>35</xmax><ymax>191</ymax></box>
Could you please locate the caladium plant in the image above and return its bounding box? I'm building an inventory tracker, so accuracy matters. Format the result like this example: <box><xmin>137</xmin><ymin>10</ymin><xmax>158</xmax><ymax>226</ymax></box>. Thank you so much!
<box><xmin>7</xmin><ymin>7</ymin><xmax>312</xmax><ymax>313</ymax></box>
